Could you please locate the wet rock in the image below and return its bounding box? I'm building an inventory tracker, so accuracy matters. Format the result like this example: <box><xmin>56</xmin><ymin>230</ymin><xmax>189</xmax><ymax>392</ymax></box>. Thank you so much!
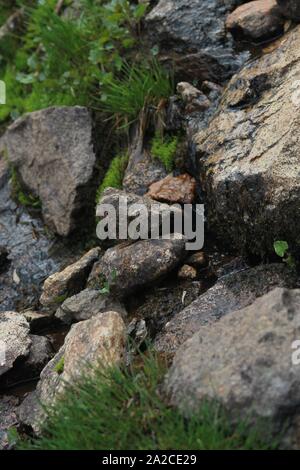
<box><xmin>177</xmin><ymin>82</ymin><xmax>211</xmax><ymax>114</ymax></box>
<box><xmin>166</xmin><ymin>287</ymin><xmax>300</xmax><ymax>448</ymax></box>
<box><xmin>97</xmin><ymin>236</ymin><xmax>186</xmax><ymax>298</ymax></box>
<box><xmin>155</xmin><ymin>263</ymin><xmax>298</xmax><ymax>353</ymax></box>
<box><xmin>123</xmin><ymin>135</ymin><xmax>167</xmax><ymax>195</ymax></box>
<box><xmin>0</xmin><ymin>311</ymin><xmax>31</xmax><ymax>378</ymax></box>
<box><xmin>0</xmin><ymin>396</ymin><xmax>19</xmax><ymax>450</ymax></box>
<box><xmin>277</xmin><ymin>0</ymin><xmax>300</xmax><ymax>20</ymax></box>
<box><xmin>226</xmin><ymin>0</ymin><xmax>285</xmax><ymax>43</ymax></box>
<box><xmin>4</xmin><ymin>107</ymin><xmax>99</xmax><ymax>236</ymax></box>
<box><xmin>177</xmin><ymin>265</ymin><xmax>198</xmax><ymax>281</ymax></box>
<box><xmin>194</xmin><ymin>25</ymin><xmax>300</xmax><ymax>256</ymax></box>
<box><xmin>40</xmin><ymin>247</ymin><xmax>100</xmax><ymax>309</ymax></box>
<box><xmin>18</xmin><ymin>311</ymin><xmax>126</xmax><ymax>433</ymax></box>
<box><xmin>145</xmin><ymin>0</ymin><xmax>248</xmax><ymax>84</ymax></box>
<box><xmin>148</xmin><ymin>174</ymin><xmax>197</xmax><ymax>204</ymax></box>
<box><xmin>55</xmin><ymin>288</ymin><xmax>126</xmax><ymax>324</ymax></box>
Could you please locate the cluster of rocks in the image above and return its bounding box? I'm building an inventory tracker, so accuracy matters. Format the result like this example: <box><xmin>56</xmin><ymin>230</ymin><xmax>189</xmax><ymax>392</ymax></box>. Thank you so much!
<box><xmin>2</xmin><ymin>0</ymin><xmax>300</xmax><ymax>450</ymax></box>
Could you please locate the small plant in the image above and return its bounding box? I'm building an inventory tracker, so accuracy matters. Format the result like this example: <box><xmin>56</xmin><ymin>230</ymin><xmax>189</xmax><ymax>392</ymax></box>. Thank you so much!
<box><xmin>10</xmin><ymin>167</ymin><xmax>41</xmax><ymax>209</ymax></box>
<box><xmin>151</xmin><ymin>133</ymin><xmax>178</xmax><ymax>172</ymax></box>
<box><xmin>55</xmin><ymin>356</ymin><xmax>65</xmax><ymax>375</ymax></box>
<box><xmin>274</xmin><ymin>240</ymin><xmax>295</xmax><ymax>268</ymax></box>
<box><xmin>98</xmin><ymin>269</ymin><xmax>117</xmax><ymax>295</ymax></box>
<box><xmin>19</xmin><ymin>351</ymin><xmax>276</xmax><ymax>450</ymax></box>
<box><xmin>96</xmin><ymin>153</ymin><xmax>128</xmax><ymax>203</ymax></box>
<box><xmin>100</xmin><ymin>60</ymin><xmax>173</xmax><ymax>127</ymax></box>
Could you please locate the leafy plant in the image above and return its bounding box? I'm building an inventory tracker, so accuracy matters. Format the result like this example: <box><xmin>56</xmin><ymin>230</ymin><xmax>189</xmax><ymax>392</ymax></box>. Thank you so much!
<box><xmin>274</xmin><ymin>240</ymin><xmax>295</xmax><ymax>268</ymax></box>
<box><xmin>96</xmin><ymin>153</ymin><xmax>128</xmax><ymax>202</ymax></box>
<box><xmin>19</xmin><ymin>351</ymin><xmax>276</xmax><ymax>450</ymax></box>
<box><xmin>151</xmin><ymin>133</ymin><xmax>178</xmax><ymax>172</ymax></box>
<box><xmin>10</xmin><ymin>167</ymin><xmax>41</xmax><ymax>208</ymax></box>
<box><xmin>98</xmin><ymin>269</ymin><xmax>117</xmax><ymax>295</ymax></box>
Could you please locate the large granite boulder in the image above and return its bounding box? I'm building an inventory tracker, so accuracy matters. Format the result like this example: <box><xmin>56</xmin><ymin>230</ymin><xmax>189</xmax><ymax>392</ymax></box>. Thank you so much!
<box><xmin>166</xmin><ymin>288</ymin><xmax>300</xmax><ymax>448</ymax></box>
<box><xmin>4</xmin><ymin>107</ymin><xmax>99</xmax><ymax>236</ymax></box>
<box><xmin>194</xmin><ymin>25</ymin><xmax>300</xmax><ymax>256</ymax></box>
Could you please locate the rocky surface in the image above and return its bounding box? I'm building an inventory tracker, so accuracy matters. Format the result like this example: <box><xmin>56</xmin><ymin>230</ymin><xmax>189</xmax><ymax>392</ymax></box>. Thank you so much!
<box><xmin>176</xmin><ymin>82</ymin><xmax>211</xmax><ymax>114</ymax></box>
<box><xmin>0</xmin><ymin>395</ymin><xmax>19</xmax><ymax>450</ymax></box>
<box><xmin>55</xmin><ymin>288</ymin><xmax>126</xmax><ymax>324</ymax></box>
<box><xmin>18</xmin><ymin>311</ymin><xmax>126</xmax><ymax>433</ymax></box>
<box><xmin>155</xmin><ymin>264</ymin><xmax>298</xmax><ymax>352</ymax></box>
<box><xmin>4</xmin><ymin>106</ymin><xmax>99</xmax><ymax>236</ymax></box>
<box><xmin>0</xmin><ymin>311</ymin><xmax>31</xmax><ymax>378</ymax></box>
<box><xmin>194</xmin><ymin>25</ymin><xmax>300</xmax><ymax>256</ymax></box>
<box><xmin>40</xmin><ymin>247</ymin><xmax>100</xmax><ymax>309</ymax></box>
<box><xmin>145</xmin><ymin>0</ymin><xmax>249</xmax><ymax>83</ymax></box>
<box><xmin>277</xmin><ymin>0</ymin><xmax>300</xmax><ymax>20</ymax></box>
<box><xmin>96</xmin><ymin>236</ymin><xmax>186</xmax><ymax>298</ymax></box>
<box><xmin>148</xmin><ymin>173</ymin><xmax>196</xmax><ymax>204</ymax></box>
<box><xmin>166</xmin><ymin>288</ymin><xmax>300</xmax><ymax>448</ymax></box>
<box><xmin>226</xmin><ymin>0</ymin><xmax>285</xmax><ymax>42</ymax></box>
<box><xmin>0</xmin><ymin>154</ymin><xmax>64</xmax><ymax>312</ymax></box>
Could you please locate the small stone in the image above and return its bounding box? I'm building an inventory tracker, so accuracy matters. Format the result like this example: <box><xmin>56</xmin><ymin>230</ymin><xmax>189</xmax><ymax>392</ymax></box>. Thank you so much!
<box><xmin>40</xmin><ymin>247</ymin><xmax>100</xmax><ymax>309</ymax></box>
<box><xmin>185</xmin><ymin>251</ymin><xmax>208</xmax><ymax>269</ymax></box>
<box><xmin>226</xmin><ymin>0</ymin><xmax>285</xmax><ymax>43</ymax></box>
<box><xmin>177</xmin><ymin>82</ymin><xmax>211</xmax><ymax>113</ymax></box>
<box><xmin>148</xmin><ymin>174</ymin><xmax>197</xmax><ymax>204</ymax></box>
<box><xmin>55</xmin><ymin>288</ymin><xmax>126</xmax><ymax>324</ymax></box>
<box><xmin>177</xmin><ymin>265</ymin><xmax>198</xmax><ymax>280</ymax></box>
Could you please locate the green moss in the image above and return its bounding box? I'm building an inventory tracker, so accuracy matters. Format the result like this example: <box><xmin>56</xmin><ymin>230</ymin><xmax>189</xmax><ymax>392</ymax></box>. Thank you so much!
<box><xmin>96</xmin><ymin>153</ymin><xmax>128</xmax><ymax>202</ymax></box>
<box><xmin>10</xmin><ymin>167</ymin><xmax>41</xmax><ymax>209</ymax></box>
<box><xmin>151</xmin><ymin>133</ymin><xmax>178</xmax><ymax>172</ymax></box>
<box><xmin>19</xmin><ymin>351</ymin><xmax>276</xmax><ymax>450</ymax></box>
<box><xmin>55</xmin><ymin>356</ymin><xmax>65</xmax><ymax>375</ymax></box>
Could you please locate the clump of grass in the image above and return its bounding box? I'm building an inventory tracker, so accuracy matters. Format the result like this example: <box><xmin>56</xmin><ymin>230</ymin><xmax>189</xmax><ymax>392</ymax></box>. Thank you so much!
<box><xmin>151</xmin><ymin>133</ymin><xmax>178</xmax><ymax>172</ymax></box>
<box><xmin>96</xmin><ymin>153</ymin><xmax>128</xmax><ymax>202</ymax></box>
<box><xmin>19</xmin><ymin>352</ymin><xmax>276</xmax><ymax>450</ymax></box>
<box><xmin>100</xmin><ymin>60</ymin><xmax>173</xmax><ymax>127</ymax></box>
<box><xmin>54</xmin><ymin>356</ymin><xmax>65</xmax><ymax>375</ymax></box>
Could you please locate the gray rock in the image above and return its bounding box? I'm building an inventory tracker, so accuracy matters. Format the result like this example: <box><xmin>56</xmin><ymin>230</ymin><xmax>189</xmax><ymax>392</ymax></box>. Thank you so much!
<box><xmin>194</xmin><ymin>25</ymin><xmax>300</xmax><ymax>255</ymax></box>
<box><xmin>0</xmin><ymin>396</ymin><xmax>19</xmax><ymax>450</ymax></box>
<box><xmin>155</xmin><ymin>263</ymin><xmax>298</xmax><ymax>352</ymax></box>
<box><xmin>40</xmin><ymin>247</ymin><xmax>100</xmax><ymax>309</ymax></box>
<box><xmin>0</xmin><ymin>311</ymin><xmax>31</xmax><ymax>378</ymax></box>
<box><xmin>145</xmin><ymin>0</ymin><xmax>248</xmax><ymax>83</ymax></box>
<box><xmin>4</xmin><ymin>107</ymin><xmax>98</xmax><ymax>236</ymax></box>
<box><xmin>18</xmin><ymin>311</ymin><xmax>126</xmax><ymax>433</ymax></box>
<box><xmin>24</xmin><ymin>335</ymin><xmax>53</xmax><ymax>375</ymax></box>
<box><xmin>55</xmin><ymin>288</ymin><xmax>126</xmax><ymax>324</ymax></box>
<box><xmin>97</xmin><ymin>235</ymin><xmax>186</xmax><ymax>298</ymax></box>
<box><xmin>277</xmin><ymin>0</ymin><xmax>300</xmax><ymax>20</ymax></box>
<box><xmin>166</xmin><ymin>288</ymin><xmax>300</xmax><ymax>448</ymax></box>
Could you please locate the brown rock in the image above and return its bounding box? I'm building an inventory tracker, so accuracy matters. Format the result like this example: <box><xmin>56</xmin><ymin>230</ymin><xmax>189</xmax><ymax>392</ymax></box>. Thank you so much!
<box><xmin>177</xmin><ymin>82</ymin><xmax>211</xmax><ymax>113</ymax></box>
<box><xmin>226</xmin><ymin>0</ymin><xmax>285</xmax><ymax>42</ymax></box>
<box><xmin>148</xmin><ymin>174</ymin><xmax>196</xmax><ymax>204</ymax></box>
<box><xmin>177</xmin><ymin>265</ymin><xmax>197</xmax><ymax>280</ymax></box>
<box><xmin>185</xmin><ymin>251</ymin><xmax>208</xmax><ymax>269</ymax></box>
